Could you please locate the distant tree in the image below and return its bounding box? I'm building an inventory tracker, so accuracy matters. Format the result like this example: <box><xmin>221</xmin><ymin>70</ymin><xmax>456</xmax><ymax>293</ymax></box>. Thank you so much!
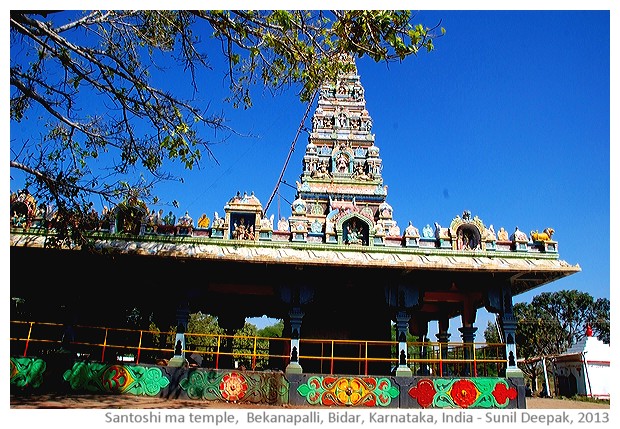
<box><xmin>10</xmin><ymin>10</ymin><xmax>443</xmax><ymax>247</ymax></box>
<box><xmin>590</xmin><ymin>297</ymin><xmax>610</xmax><ymax>344</ymax></box>
<box><xmin>258</xmin><ymin>319</ymin><xmax>284</xmax><ymax>338</ymax></box>
<box><xmin>513</xmin><ymin>290</ymin><xmax>610</xmax><ymax>390</ymax></box>
<box><xmin>530</xmin><ymin>290</ymin><xmax>610</xmax><ymax>349</ymax></box>
<box><xmin>483</xmin><ymin>320</ymin><xmax>501</xmax><ymax>344</ymax></box>
<box><xmin>233</xmin><ymin>321</ymin><xmax>259</xmax><ymax>368</ymax></box>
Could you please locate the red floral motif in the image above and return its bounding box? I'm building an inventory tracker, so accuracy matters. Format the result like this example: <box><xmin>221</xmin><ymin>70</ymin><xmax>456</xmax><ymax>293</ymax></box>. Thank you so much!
<box><xmin>408</xmin><ymin>379</ymin><xmax>436</xmax><ymax>408</ymax></box>
<box><xmin>492</xmin><ymin>382</ymin><xmax>517</xmax><ymax>405</ymax></box>
<box><xmin>450</xmin><ymin>379</ymin><xmax>479</xmax><ymax>408</ymax></box>
<box><xmin>219</xmin><ymin>372</ymin><xmax>248</xmax><ymax>402</ymax></box>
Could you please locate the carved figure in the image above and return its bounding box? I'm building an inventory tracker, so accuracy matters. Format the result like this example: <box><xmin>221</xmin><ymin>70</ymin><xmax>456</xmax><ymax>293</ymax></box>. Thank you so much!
<box><xmin>497</xmin><ymin>227</ymin><xmax>509</xmax><ymax>241</ymax></box>
<box><xmin>405</xmin><ymin>221</ymin><xmax>419</xmax><ymax>237</ymax></box>
<box><xmin>336</xmin><ymin>153</ymin><xmax>349</xmax><ymax>173</ymax></box>
<box><xmin>531</xmin><ymin>228</ymin><xmax>555</xmax><ymax>242</ymax></box>
<box><xmin>422</xmin><ymin>224</ymin><xmax>434</xmax><ymax>238</ymax></box>
<box><xmin>178</xmin><ymin>211</ymin><xmax>193</xmax><ymax>227</ymax></box>
<box><xmin>352</xmin><ymin>163</ymin><xmax>372</xmax><ymax>180</ymax></box>
<box><xmin>512</xmin><ymin>227</ymin><xmax>528</xmax><ymax>242</ymax></box>
<box><xmin>213</xmin><ymin>212</ymin><xmax>224</xmax><ymax>228</ymax></box>
<box><xmin>329</xmin><ymin>196</ymin><xmax>357</xmax><ymax>213</ymax></box>
<box><xmin>485</xmin><ymin>224</ymin><xmax>497</xmax><ymax>241</ymax></box>
<box><xmin>232</xmin><ymin>218</ymin><xmax>253</xmax><ymax>240</ymax></box>
<box><xmin>312</xmin><ymin>161</ymin><xmax>331</xmax><ymax>178</ymax></box>
<box><xmin>261</xmin><ymin>214</ymin><xmax>274</xmax><ymax>230</ymax></box>
<box><xmin>197</xmin><ymin>213</ymin><xmax>210</xmax><ymax>228</ymax></box>
<box><xmin>277</xmin><ymin>217</ymin><xmax>290</xmax><ymax>232</ymax></box>
<box><xmin>434</xmin><ymin>222</ymin><xmax>449</xmax><ymax>239</ymax></box>
<box><xmin>346</xmin><ymin>219</ymin><xmax>363</xmax><ymax>245</ymax></box>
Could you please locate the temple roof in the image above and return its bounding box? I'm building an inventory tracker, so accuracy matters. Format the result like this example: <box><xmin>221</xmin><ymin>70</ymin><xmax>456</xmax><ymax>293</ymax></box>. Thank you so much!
<box><xmin>10</xmin><ymin>231</ymin><xmax>580</xmax><ymax>297</ymax></box>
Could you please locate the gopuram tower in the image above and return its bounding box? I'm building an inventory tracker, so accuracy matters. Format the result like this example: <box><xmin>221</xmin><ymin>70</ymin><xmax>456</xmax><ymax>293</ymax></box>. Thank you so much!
<box><xmin>290</xmin><ymin>57</ymin><xmax>401</xmax><ymax>248</ymax></box>
<box><xmin>286</xmin><ymin>59</ymin><xmax>404</xmax><ymax>375</ymax></box>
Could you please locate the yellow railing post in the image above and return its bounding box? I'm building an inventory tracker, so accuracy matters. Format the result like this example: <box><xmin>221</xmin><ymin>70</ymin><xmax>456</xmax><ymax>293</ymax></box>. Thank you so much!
<box><xmin>100</xmin><ymin>328</ymin><xmax>109</xmax><ymax>363</ymax></box>
<box><xmin>136</xmin><ymin>330</ymin><xmax>143</xmax><ymax>364</ymax></box>
<box><xmin>23</xmin><ymin>321</ymin><xmax>34</xmax><ymax>357</ymax></box>
<box><xmin>252</xmin><ymin>336</ymin><xmax>258</xmax><ymax>370</ymax></box>
<box><xmin>215</xmin><ymin>335</ymin><xmax>221</xmax><ymax>369</ymax></box>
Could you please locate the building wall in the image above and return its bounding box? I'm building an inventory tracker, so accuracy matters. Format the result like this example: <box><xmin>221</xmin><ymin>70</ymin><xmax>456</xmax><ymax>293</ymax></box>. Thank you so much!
<box><xmin>11</xmin><ymin>356</ymin><xmax>525</xmax><ymax>409</ymax></box>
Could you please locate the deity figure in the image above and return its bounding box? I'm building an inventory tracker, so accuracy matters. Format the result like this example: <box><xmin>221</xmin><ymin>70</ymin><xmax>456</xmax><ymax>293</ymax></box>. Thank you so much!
<box><xmin>346</xmin><ymin>219</ymin><xmax>363</xmax><ymax>245</ymax></box>
<box><xmin>405</xmin><ymin>221</ymin><xmax>419</xmax><ymax>237</ymax></box>
<box><xmin>512</xmin><ymin>226</ymin><xmax>528</xmax><ymax>242</ymax></box>
<box><xmin>232</xmin><ymin>218</ymin><xmax>247</xmax><ymax>240</ymax></box>
<box><xmin>163</xmin><ymin>211</ymin><xmax>176</xmax><ymax>226</ymax></box>
<box><xmin>497</xmin><ymin>227</ymin><xmax>509</xmax><ymax>241</ymax></box>
<box><xmin>277</xmin><ymin>217</ymin><xmax>290</xmax><ymax>232</ymax></box>
<box><xmin>352</xmin><ymin>163</ymin><xmax>372</xmax><ymax>180</ymax></box>
<box><xmin>422</xmin><ymin>224</ymin><xmax>434</xmax><ymax>239</ymax></box>
<box><xmin>485</xmin><ymin>224</ymin><xmax>496</xmax><ymax>241</ymax></box>
<box><xmin>388</xmin><ymin>225</ymin><xmax>401</xmax><ymax>237</ymax></box>
<box><xmin>178</xmin><ymin>211</ymin><xmax>193</xmax><ymax>227</ymax></box>
<box><xmin>197</xmin><ymin>213</ymin><xmax>210</xmax><ymax>228</ymax></box>
<box><xmin>212</xmin><ymin>212</ymin><xmax>225</xmax><ymax>228</ymax></box>
<box><xmin>261</xmin><ymin>214</ymin><xmax>274</xmax><ymax>230</ymax></box>
<box><xmin>336</xmin><ymin>153</ymin><xmax>349</xmax><ymax>173</ymax></box>
<box><xmin>312</xmin><ymin>161</ymin><xmax>331</xmax><ymax>179</ymax></box>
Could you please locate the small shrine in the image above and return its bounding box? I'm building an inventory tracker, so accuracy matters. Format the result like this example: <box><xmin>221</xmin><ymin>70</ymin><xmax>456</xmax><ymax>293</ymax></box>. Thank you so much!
<box><xmin>552</xmin><ymin>326</ymin><xmax>610</xmax><ymax>399</ymax></box>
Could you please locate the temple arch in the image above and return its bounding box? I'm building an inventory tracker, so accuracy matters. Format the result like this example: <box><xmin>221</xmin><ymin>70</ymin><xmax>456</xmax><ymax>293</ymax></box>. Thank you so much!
<box><xmin>335</xmin><ymin>212</ymin><xmax>373</xmax><ymax>245</ymax></box>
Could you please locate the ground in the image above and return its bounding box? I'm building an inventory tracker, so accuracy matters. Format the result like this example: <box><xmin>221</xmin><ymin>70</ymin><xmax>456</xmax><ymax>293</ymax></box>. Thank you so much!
<box><xmin>8</xmin><ymin>393</ymin><xmax>610</xmax><ymax>409</ymax></box>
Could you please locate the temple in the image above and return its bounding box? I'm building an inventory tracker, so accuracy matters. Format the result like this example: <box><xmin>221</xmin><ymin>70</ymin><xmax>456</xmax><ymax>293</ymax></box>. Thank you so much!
<box><xmin>10</xmin><ymin>58</ymin><xmax>581</xmax><ymax>409</ymax></box>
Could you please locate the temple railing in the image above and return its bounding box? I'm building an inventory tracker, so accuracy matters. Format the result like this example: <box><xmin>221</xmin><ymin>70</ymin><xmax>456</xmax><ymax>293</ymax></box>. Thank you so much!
<box><xmin>10</xmin><ymin>320</ymin><xmax>507</xmax><ymax>377</ymax></box>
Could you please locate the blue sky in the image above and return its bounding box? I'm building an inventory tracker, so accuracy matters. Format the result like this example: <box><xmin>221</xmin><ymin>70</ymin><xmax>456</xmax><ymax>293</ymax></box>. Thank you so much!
<box><xmin>8</xmin><ymin>9</ymin><xmax>611</xmax><ymax>337</ymax></box>
<box><xmin>156</xmin><ymin>10</ymin><xmax>611</xmax><ymax>333</ymax></box>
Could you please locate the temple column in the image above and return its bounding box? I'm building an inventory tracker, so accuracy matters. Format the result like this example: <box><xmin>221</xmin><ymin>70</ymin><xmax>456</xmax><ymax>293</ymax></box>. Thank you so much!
<box><xmin>416</xmin><ymin>321</ymin><xmax>430</xmax><ymax>376</ymax></box>
<box><xmin>409</xmin><ymin>317</ymin><xmax>430</xmax><ymax>375</ymax></box>
<box><xmin>285</xmin><ymin>306</ymin><xmax>305</xmax><ymax>374</ymax></box>
<box><xmin>459</xmin><ymin>298</ymin><xmax>478</xmax><ymax>376</ymax></box>
<box><xmin>168</xmin><ymin>301</ymin><xmax>190</xmax><ymax>367</ymax></box>
<box><xmin>484</xmin><ymin>285</ymin><xmax>524</xmax><ymax>378</ymax></box>
<box><xmin>501</xmin><ymin>287</ymin><xmax>524</xmax><ymax>378</ymax></box>
<box><xmin>435</xmin><ymin>317</ymin><xmax>451</xmax><ymax>376</ymax></box>
<box><xmin>458</xmin><ymin>325</ymin><xmax>478</xmax><ymax>376</ymax></box>
<box><xmin>502</xmin><ymin>313</ymin><xmax>522</xmax><ymax>376</ymax></box>
<box><xmin>395</xmin><ymin>310</ymin><xmax>412</xmax><ymax>377</ymax></box>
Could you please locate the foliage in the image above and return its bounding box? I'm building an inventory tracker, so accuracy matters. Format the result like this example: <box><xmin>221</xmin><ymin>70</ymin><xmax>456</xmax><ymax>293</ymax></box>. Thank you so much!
<box><xmin>257</xmin><ymin>319</ymin><xmax>284</xmax><ymax>338</ymax></box>
<box><xmin>483</xmin><ymin>320</ymin><xmax>501</xmax><ymax>344</ymax></box>
<box><xmin>513</xmin><ymin>290</ymin><xmax>610</xmax><ymax>384</ymax></box>
<box><xmin>10</xmin><ymin>10</ymin><xmax>443</xmax><ymax>247</ymax></box>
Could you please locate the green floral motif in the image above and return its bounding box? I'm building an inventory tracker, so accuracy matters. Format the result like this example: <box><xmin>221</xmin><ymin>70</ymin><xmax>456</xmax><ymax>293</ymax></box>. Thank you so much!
<box><xmin>179</xmin><ymin>370</ymin><xmax>289</xmax><ymax>405</ymax></box>
<box><xmin>10</xmin><ymin>357</ymin><xmax>47</xmax><ymax>388</ymax></box>
<box><xmin>297</xmin><ymin>376</ymin><xmax>399</xmax><ymax>407</ymax></box>
<box><xmin>62</xmin><ymin>362</ymin><xmax>169</xmax><ymax>396</ymax></box>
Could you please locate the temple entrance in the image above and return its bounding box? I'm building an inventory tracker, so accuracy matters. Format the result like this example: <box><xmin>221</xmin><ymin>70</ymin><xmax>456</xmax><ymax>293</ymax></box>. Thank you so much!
<box><xmin>299</xmin><ymin>281</ymin><xmax>392</xmax><ymax>375</ymax></box>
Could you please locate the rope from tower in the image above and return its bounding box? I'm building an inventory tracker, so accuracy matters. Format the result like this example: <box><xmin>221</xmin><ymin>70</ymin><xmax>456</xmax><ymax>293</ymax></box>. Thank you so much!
<box><xmin>264</xmin><ymin>90</ymin><xmax>318</xmax><ymax>213</ymax></box>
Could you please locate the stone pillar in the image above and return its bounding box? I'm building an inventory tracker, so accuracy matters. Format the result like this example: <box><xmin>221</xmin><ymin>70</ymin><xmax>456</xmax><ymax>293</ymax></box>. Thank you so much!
<box><xmin>168</xmin><ymin>301</ymin><xmax>190</xmax><ymax>367</ymax></box>
<box><xmin>286</xmin><ymin>306</ymin><xmax>305</xmax><ymax>374</ymax></box>
<box><xmin>458</xmin><ymin>325</ymin><xmax>478</xmax><ymax>376</ymax></box>
<box><xmin>395</xmin><ymin>310</ymin><xmax>412</xmax><ymax>377</ymax></box>
<box><xmin>435</xmin><ymin>317</ymin><xmax>451</xmax><ymax>376</ymax></box>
